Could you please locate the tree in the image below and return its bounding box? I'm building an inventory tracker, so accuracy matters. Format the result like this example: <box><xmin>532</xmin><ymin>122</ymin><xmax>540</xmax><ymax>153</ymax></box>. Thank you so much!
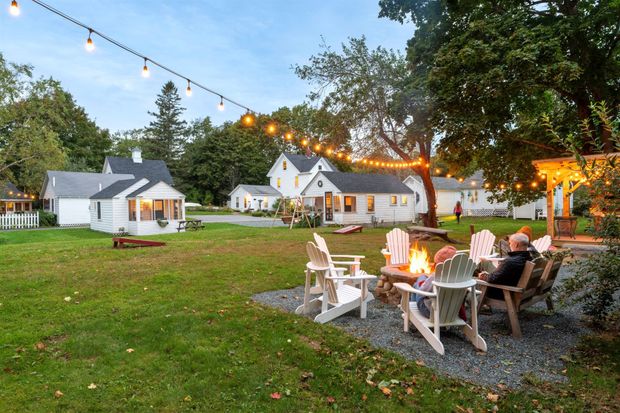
<box><xmin>379</xmin><ymin>0</ymin><xmax>620</xmax><ymax>205</ymax></box>
<box><xmin>143</xmin><ymin>81</ymin><xmax>188</xmax><ymax>169</ymax></box>
<box><xmin>295</xmin><ymin>37</ymin><xmax>440</xmax><ymax>226</ymax></box>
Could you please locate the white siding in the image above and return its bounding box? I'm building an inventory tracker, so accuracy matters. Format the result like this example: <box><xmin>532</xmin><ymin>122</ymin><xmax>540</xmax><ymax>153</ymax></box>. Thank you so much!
<box><xmin>89</xmin><ymin>200</ymin><xmax>114</xmax><ymax>233</ymax></box>
<box><xmin>57</xmin><ymin>198</ymin><xmax>91</xmax><ymax>225</ymax></box>
<box><xmin>229</xmin><ymin>187</ymin><xmax>251</xmax><ymax>211</ymax></box>
<box><xmin>269</xmin><ymin>156</ymin><xmax>302</xmax><ymax>198</ymax></box>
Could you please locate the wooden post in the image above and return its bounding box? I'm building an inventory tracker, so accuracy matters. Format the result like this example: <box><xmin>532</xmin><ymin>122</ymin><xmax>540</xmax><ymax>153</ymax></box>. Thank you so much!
<box><xmin>546</xmin><ymin>174</ymin><xmax>554</xmax><ymax>237</ymax></box>
<box><xmin>562</xmin><ymin>178</ymin><xmax>571</xmax><ymax>217</ymax></box>
<box><xmin>469</xmin><ymin>224</ymin><xmax>475</xmax><ymax>236</ymax></box>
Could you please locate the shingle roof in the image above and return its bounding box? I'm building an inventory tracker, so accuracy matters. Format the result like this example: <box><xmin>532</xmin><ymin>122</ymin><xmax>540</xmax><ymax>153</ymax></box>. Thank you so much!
<box><xmin>406</xmin><ymin>171</ymin><xmax>486</xmax><ymax>191</ymax></box>
<box><xmin>0</xmin><ymin>181</ymin><xmax>31</xmax><ymax>200</ymax></box>
<box><xmin>237</xmin><ymin>185</ymin><xmax>281</xmax><ymax>196</ymax></box>
<box><xmin>125</xmin><ymin>180</ymin><xmax>167</xmax><ymax>198</ymax></box>
<box><xmin>90</xmin><ymin>179</ymin><xmax>143</xmax><ymax>199</ymax></box>
<box><xmin>44</xmin><ymin>171</ymin><xmax>135</xmax><ymax>198</ymax></box>
<box><xmin>316</xmin><ymin>172</ymin><xmax>414</xmax><ymax>194</ymax></box>
<box><xmin>104</xmin><ymin>156</ymin><xmax>173</xmax><ymax>184</ymax></box>
<box><xmin>284</xmin><ymin>153</ymin><xmax>338</xmax><ymax>173</ymax></box>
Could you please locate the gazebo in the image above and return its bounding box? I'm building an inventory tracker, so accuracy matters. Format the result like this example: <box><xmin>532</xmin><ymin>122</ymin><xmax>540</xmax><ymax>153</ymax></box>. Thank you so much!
<box><xmin>532</xmin><ymin>153</ymin><xmax>619</xmax><ymax>240</ymax></box>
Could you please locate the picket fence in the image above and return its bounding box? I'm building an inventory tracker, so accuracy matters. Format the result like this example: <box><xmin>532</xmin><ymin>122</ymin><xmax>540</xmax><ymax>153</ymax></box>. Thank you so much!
<box><xmin>0</xmin><ymin>212</ymin><xmax>39</xmax><ymax>230</ymax></box>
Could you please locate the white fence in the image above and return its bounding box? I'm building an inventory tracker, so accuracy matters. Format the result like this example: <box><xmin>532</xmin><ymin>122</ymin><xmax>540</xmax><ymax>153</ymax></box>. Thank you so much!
<box><xmin>0</xmin><ymin>212</ymin><xmax>39</xmax><ymax>230</ymax></box>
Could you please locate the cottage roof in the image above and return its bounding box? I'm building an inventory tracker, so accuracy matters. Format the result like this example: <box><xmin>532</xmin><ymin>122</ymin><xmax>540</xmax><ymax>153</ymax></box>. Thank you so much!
<box><xmin>104</xmin><ymin>156</ymin><xmax>173</xmax><ymax>184</ymax></box>
<box><xmin>284</xmin><ymin>153</ymin><xmax>338</xmax><ymax>173</ymax></box>
<box><xmin>236</xmin><ymin>185</ymin><xmax>281</xmax><ymax>196</ymax></box>
<box><xmin>43</xmin><ymin>171</ymin><xmax>135</xmax><ymax>198</ymax></box>
<box><xmin>0</xmin><ymin>181</ymin><xmax>32</xmax><ymax>200</ymax></box>
<box><xmin>90</xmin><ymin>178</ymin><xmax>143</xmax><ymax>199</ymax></box>
<box><xmin>408</xmin><ymin>171</ymin><xmax>486</xmax><ymax>191</ymax></box>
<box><xmin>314</xmin><ymin>172</ymin><xmax>414</xmax><ymax>194</ymax></box>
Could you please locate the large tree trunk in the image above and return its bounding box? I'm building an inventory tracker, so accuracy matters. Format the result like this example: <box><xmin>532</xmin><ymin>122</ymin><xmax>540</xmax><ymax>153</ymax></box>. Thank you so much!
<box><xmin>418</xmin><ymin>165</ymin><xmax>438</xmax><ymax>228</ymax></box>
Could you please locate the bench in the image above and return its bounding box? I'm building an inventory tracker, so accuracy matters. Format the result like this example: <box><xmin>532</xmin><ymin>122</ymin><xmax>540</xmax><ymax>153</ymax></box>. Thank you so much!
<box><xmin>407</xmin><ymin>225</ymin><xmax>460</xmax><ymax>244</ymax></box>
<box><xmin>112</xmin><ymin>238</ymin><xmax>166</xmax><ymax>248</ymax></box>
<box><xmin>177</xmin><ymin>220</ymin><xmax>203</xmax><ymax>232</ymax></box>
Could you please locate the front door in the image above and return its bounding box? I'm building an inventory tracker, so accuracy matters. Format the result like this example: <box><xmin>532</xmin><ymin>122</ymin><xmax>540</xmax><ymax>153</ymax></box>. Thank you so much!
<box><xmin>325</xmin><ymin>192</ymin><xmax>333</xmax><ymax>221</ymax></box>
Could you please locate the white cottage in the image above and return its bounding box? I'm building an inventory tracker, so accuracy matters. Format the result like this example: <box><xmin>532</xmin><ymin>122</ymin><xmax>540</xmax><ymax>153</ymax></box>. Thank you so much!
<box><xmin>90</xmin><ymin>178</ymin><xmax>185</xmax><ymax>235</ymax></box>
<box><xmin>266</xmin><ymin>153</ymin><xmax>338</xmax><ymax>198</ymax></box>
<box><xmin>228</xmin><ymin>184</ymin><xmax>281</xmax><ymax>211</ymax></box>
<box><xmin>301</xmin><ymin>171</ymin><xmax>415</xmax><ymax>225</ymax></box>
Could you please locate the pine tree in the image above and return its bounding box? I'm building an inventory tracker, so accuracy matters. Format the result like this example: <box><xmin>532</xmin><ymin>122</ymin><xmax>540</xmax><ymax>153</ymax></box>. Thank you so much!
<box><xmin>143</xmin><ymin>81</ymin><xmax>187</xmax><ymax>166</ymax></box>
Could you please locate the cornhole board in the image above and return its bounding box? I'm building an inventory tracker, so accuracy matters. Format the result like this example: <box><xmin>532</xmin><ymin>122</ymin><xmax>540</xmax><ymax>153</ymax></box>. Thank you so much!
<box><xmin>113</xmin><ymin>238</ymin><xmax>166</xmax><ymax>248</ymax></box>
<box><xmin>332</xmin><ymin>225</ymin><xmax>363</xmax><ymax>234</ymax></box>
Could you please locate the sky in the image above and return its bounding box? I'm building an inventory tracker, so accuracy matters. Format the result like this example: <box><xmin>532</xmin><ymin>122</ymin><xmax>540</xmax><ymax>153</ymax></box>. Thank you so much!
<box><xmin>0</xmin><ymin>0</ymin><xmax>413</xmax><ymax>132</ymax></box>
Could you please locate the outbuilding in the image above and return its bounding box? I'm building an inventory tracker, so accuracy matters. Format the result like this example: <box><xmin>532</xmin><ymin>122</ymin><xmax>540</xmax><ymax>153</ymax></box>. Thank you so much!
<box><xmin>228</xmin><ymin>184</ymin><xmax>281</xmax><ymax>211</ymax></box>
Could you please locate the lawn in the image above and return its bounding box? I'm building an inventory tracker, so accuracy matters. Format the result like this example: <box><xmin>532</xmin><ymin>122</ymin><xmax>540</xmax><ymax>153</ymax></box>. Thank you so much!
<box><xmin>0</xmin><ymin>219</ymin><xmax>617</xmax><ymax>412</ymax></box>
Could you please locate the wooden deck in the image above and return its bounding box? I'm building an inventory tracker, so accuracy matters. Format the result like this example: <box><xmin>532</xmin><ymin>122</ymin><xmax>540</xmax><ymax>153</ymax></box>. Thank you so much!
<box><xmin>552</xmin><ymin>234</ymin><xmax>602</xmax><ymax>246</ymax></box>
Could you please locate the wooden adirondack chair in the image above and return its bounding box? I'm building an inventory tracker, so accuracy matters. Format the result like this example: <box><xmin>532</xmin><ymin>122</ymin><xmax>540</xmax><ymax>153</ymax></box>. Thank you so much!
<box><xmin>476</xmin><ymin>257</ymin><xmax>560</xmax><ymax>338</ymax></box>
<box><xmin>313</xmin><ymin>233</ymin><xmax>365</xmax><ymax>276</ymax></box>
<box><xmin>532</xmin><ymin>235</ymin><xmax>552</xmax><ymax>253</ymax></box>
<box><xmin>394</xmin><ymin>254</ymin><xmax>487</xmax><ymax>355</ymax></box>
<box><xmin>381</xmin><ymin>228</ymin><xmax>410</xmax><ymax>266</ymax></box>
<box><xmin>457</xmin><ymin>229</ymin><xmax>496</xmax><ymax>264</ymax></box>
<box><xmin>295</xmin><ymin>242</ymin><xmax>376</xmax><ymax>324</ymax></box>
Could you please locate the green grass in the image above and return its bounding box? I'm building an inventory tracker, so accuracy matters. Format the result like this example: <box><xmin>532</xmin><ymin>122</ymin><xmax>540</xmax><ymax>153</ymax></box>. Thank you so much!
<box><xmin>0</xmin><ymin>219</ymin><xmax>616</xmax><ymax>412</ymax></box>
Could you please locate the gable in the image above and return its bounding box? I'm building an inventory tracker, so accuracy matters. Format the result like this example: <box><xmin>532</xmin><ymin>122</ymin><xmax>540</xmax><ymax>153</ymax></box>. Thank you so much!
<box><xmin>104</xmin><ymin>156</ymin><xmax>174</xmax><ymax>185</ymax></box>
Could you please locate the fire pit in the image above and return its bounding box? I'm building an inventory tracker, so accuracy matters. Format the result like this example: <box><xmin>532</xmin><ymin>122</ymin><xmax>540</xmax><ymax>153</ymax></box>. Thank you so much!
<box><xmin>375</xmin><ymin>242</ymin><xmax>433</xmax><ymax>305</ymax></box>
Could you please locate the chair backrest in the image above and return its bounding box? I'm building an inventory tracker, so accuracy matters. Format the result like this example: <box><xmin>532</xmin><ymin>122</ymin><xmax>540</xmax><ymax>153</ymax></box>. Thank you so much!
<box><xmin>538</xmin><ymin>259</ymin><xmax>562</xmax><ymax>294</ymax></box>
<box><xmin>434</xmin><ymin>253</ymin><xmax>477</xmax><ymax>324</ymax></box>
<box><xmin>306</xmin><ymin>241</ymin><xmax>338</xmax><ymax>304</ymax></box>
<box><xmin>386</xmin><ymin>228</ymin><xmax>410</xmax><ymax>265</ymax></box>
<box><xmin>532</xmin><ymin>235</ymin><xmax>552</xmax><ymax>253</ymax></box>
<box><xmin>469</xmin><ymin>229</ymin><xmax>496</xmax><ymax>264</ymax></box>
<box><xmin>313</xmin><ymin>233</ymin><xmax>330</xmax><ymax>255</ymax></box>
<box><xmin>515</xmin><ymin>257</ymin><xmax>547</xmax><ymax>305</ymax></box>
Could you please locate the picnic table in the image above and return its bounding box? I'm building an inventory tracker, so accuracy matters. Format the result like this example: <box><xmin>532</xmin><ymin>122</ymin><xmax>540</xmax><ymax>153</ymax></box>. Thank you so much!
<box><xmin>177</xmin><ymin>219</ymin><xmax>203</xmax><ymax>232</ymax></box>
<box><xmin>406</xmin><ymin>225</ymin><xmax>460</xmax><ymax>244</ymax></box>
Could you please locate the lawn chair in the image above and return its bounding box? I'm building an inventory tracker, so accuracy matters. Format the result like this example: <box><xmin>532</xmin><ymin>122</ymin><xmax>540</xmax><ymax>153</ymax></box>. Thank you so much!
<box><xmin>381</xmin><ymin>228</ymin><xmax>410</xmax><ymax>266</ymax></box>
<box><xmin>295</xmin><ymin>242</ymin><xmax>376</xmax><ymax>324</ymax></box>
<box><xmin>394</xmin><ymin>254</ymin><xmax>486</xmax><ymax>355</ymax></box>
<box><xmin>532</xmin><ymin>235</ymin><xmax>552</xmax><ymax>253</ymax></box>
<box><xmin>313</xmin><ymin>233</ymin><xmax>365</xmax><ymax>276</ymax></box>
<box><xmin>476</xmin><ymin>257</ymin><xmax>557</xmax><ymax>338</ymax></box>
<box><xmin>457</xmin><ymin>229</ymin><xmax>496</xmax><ymax>264</ymax></box>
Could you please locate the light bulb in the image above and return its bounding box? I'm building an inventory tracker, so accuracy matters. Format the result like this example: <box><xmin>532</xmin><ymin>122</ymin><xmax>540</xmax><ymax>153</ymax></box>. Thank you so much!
<box><xmin>241</xmin><ymin>112</ymin><xmax>255</xmax><ymax>127</ymax></box>
<box><xmin>218</xmin><ymin>96</ymin><xmax>225</xmax><ymax>111</ymax></box>
<box><xmin>186</xmin><ymin>80</ymin><xmax>192</xmax><ymax>97</ymax></box>
<box><xmin>141</xmin><ymin>58</ymin><xmax>150</xmax><ymax>78</ymax></box>
<box><xmin>85</xmin><ymin>30</ymin><xmax>95</xmax><ymax>52</ymax></box>
<box><xmin>9</xmin><ymin>0</ymin><xmax>19</xmax><ymax>16</ymax></box>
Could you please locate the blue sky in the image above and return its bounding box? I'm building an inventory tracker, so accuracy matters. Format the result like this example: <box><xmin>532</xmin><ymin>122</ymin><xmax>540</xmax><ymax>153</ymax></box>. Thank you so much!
<box><xmin>1</xmin><ymin>1</ymin><xmax>413</xmax><ymax>132</ymax></box>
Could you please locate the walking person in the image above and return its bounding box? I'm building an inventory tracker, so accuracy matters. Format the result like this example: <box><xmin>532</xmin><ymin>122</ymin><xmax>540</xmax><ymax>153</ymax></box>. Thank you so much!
<box><xmin>453</xmin><ymin>201</ymin><xmax>463</xmax><ymax>224</ymax></box>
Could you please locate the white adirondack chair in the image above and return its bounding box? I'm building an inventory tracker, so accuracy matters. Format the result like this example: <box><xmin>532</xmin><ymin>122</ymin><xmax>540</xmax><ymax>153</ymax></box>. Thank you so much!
<box><xmin>295</xmin><ymin>242</ymin><xmax>376</xmax><ymax>324</ymax></box>
<box><xmin>313</xmin><ymin>233</ymin><xmax>365</xmax><ymax>276</ymax></box>
<box><xmin>457</xmin><ymin>229</ymin><xmax>496</xmax><ymax>264</ymax></box>
<box><xmin>394</xmin><ymin>253</ymin><xmax>487</xmax><ymax>355</ymax></box>
<box><xmin>381</xmin><ymin>228</ymin><xmax>410</xmax><ymax>266</ymax></box>
<box><xmin>532</xmin><ymin>235</ymin><xmax>552</xmax><ymax>253</ymax></box>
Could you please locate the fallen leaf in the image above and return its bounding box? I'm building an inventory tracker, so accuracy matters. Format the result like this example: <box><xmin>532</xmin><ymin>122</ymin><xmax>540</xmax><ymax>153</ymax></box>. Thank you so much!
<box><xmin>366</xmin><ymin>380</ymin><xmax>376</xmax><ymax>387</ymax></box>
<box><xmin>126</xmin><ymin>348</ymin><xmax>134</xmax><ymax>353</ymax></box>
<box><xmin>543</xmin><ymin>324</ymin><xmax>555</xmax><ymax>329</ymax></box>
<box><xmin>361</xmin><ymin>394</ymin><xmax>367</xmax><ymax>401</ymax></box>
<box><xmin>487</xmin><ymin>392</ymin><xmax>499</xmax><ymax>402</ymax></box>
<box><xmin>270</xmin><ymin>392</ymin><xmax>281</xmax><ymax>400</ymax></box>
<box><xmin>380</xmin><ymin>387</ymin><xmax>392</xmax><ymax>397</ymax></box>
<box><xmin>35</xmin><ymin>342</ymin><xmax>46</xmax><ymax>351</ymax></box>
<box><xmin>497</xmin><ymin>383</ymin><xmax>507</xmax><ymax>391</ymax></box>
<box><xmin>591</xmin><ymin>366</ymin><xmax>601</xmax><ymax>371</ymax></box>
<box><xmin>54</xmin><ymin>390</ymin><xmax>64</xmax><ymax>399</ymax></box>
<box><xmin>415</xmin><ymin>359</ymin><xmax>426</xmax><ymax>367</ymax></box>
<box><xmin>183</xmin><ymin>395</ymin><xmax>192</xmax><ymax>402</ymax></box>
<box><xmin>87</xmin><ymin>383</ymin><xmax>97</xmax><ymax>390</ymax></box>
<box><xmin>406</xmin><ymin>387</ymin><xmax>414</xmax><ymax>395</ymax></box>
<box><xmin>73</xmin><ymin>291</ymin><xmax>79</xmax><ymax>295</ymax></box>
<box><xmin>326</xmin><ymin>396</ymin><xmax>336</xmax><ymax>404</ymax></box>
<box><xmin>64</xmin><ymin>296</ymin><xmax>72</xmax><ymax>302</ymax></box>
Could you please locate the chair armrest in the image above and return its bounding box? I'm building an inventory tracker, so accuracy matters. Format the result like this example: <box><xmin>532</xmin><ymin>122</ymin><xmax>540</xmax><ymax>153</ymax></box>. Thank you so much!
<box><xmin>330</xmin><ymin>254</ymin><xmax>365</xmax><ymax>259</ymax></box>
<box><xmin>455</xmin><ymin>249</ymin><xmax>470</xmax><ymax>254</ymax></box>
<box><xmin>433</xmin><ymin>279</ymin><xmax>477</xmax><ymax>289</ymax></box>
<box><xmin>394</xmin><ymin>282</ymin><xmax>436</xmax><ymax>297</ymax></box>
<box><xmin>381</xmin><ymin>249</ymin><xmax>390</xmax><ymax>256</ymax></box>
<box><xmin>476</xmin><ymin>279</ymin><xmax>524</xmax><ymax>293</ymax></box>
<box><xmin>326</xmin><ymin>274</ymin><xmax>376</xmax><ymax>281</ymax></box>
<box><xmin>331</xmin><ymin>261</ymin><xmax>361</xmax><ymax>266</ymax></box>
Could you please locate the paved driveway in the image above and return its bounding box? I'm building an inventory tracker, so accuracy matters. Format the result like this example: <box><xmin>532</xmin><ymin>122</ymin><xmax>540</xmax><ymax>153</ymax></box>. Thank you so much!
<box><xmin>191</xmin><ymin>214</ymin><xmax>287</xmax><ymax>227</ymax></box>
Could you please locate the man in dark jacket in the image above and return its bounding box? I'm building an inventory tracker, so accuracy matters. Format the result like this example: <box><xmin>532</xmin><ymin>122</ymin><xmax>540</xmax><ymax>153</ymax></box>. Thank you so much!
<box><xmin>478</xmin><ymin>233</ymin><xmax>532</xmax><ymax>299</ymax></box>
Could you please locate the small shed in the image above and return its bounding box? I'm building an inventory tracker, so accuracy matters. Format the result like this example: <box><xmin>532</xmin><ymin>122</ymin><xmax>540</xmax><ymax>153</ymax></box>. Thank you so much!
<box><xmin>229</xmin><ymin>185</ymin><xmax>281</xmax><ymax>211</ymax></box>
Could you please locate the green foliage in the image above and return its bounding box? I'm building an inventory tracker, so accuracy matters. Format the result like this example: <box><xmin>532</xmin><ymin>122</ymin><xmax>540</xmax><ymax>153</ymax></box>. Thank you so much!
<box><xmin>37</xmin><ymin>210</ymin><xmax>57</xmax><ymax>227</ymax></box>
<box><xmin>572</xmin><ymin>186</ymin><xmax>592</xmax><ymax>217</ymax></box>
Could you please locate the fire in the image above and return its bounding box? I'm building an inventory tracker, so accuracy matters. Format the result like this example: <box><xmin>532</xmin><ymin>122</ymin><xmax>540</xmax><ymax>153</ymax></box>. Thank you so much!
<box><xmin>409</xmin><ymin>242</ymin><xmax>432</xmax><ymax>274</ymax></box>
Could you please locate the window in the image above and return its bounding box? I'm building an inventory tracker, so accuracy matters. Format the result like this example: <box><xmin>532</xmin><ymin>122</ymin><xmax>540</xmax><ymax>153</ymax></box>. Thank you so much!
<box><xmin>344</xmin><ymin>196</ymin><xmax>356</xmax><ymax>213</ymax></box>
<box><xmin>244</xmin><ymin>197</ymin><xmax>248</xmax><ymax>209</ymax></box>
<box><xmin>283</xmin><ymin>160</ymin><xmax>287</xmax><ymax>170</ymax></box>
<box><xmin>96</xmin><ymin>201</ymin><xmax>101</xmax><ymax>220</ymax></box>
<box><xmin>318</xmin><ymin>165</ymin><xmax>322</xmax><ymax>171</ymax></box>
<box><xmin>235</xmin><ymin>197</ymin><xmax>239</xmax><ymax>208</ymax></box>
<box><xmin>140</xmin><ymin>199</ymin><xmax>153</xmax><ymax>221</ymax></box>
<box><xmin>154</xmin><ymin>200</ymin><xmax>165</xmax><ymax>219</ymax></box>
<box><xmin>367</xmin><ymin>195</ymin><xmax>375</xmax><ymax>212</ymax></box>
<box><xmin>51</xmin><ymin>199</ymin><xmax>54</xmax><ymax>212</ymax></box>
<box><xmin>401</xmin><ymin>195</ymin><xmax>408</xmax><ymax>205</ymax></box>
<box><xmin>294</xmin><ymin>176</ymin><xmax>299</xmax><ymax>188</ymax></box>
<box><xmin>173</xmin><ymin>200</ymin><xmax>180</xmax><ymax>220</ymax></box>
<box><xmin>277</xmin><ymin>178</ymin><xmax>281</xmax><ymax>188</ymax></box>
<box><xmin>128</xmin><ymin>200</ymin><xmax>136</xmax><ymax>221</ymax></box>
<box><xmin>333</xmin><ymin>195</ymin><xmax>341</xmax><ymax>213</ymax></box>
<box><xmin>390</xmin><ymin>195</ymin><xmax>398</xmax><ymax>206</ymax></box>
<box><xmin>15</xmin><ymin>202</ymin><xmax>22</xmax><ymax>212</ymax></box>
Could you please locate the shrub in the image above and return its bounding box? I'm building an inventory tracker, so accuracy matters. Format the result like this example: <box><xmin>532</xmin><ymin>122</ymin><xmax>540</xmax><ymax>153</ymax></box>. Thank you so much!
<box><xmin>38</xmin><ymin>210</ymin><xmax>57</xmax><ymax>227</ymax></box>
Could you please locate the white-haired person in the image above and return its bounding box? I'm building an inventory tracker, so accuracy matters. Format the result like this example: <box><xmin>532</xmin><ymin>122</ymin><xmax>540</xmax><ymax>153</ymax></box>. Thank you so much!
<box><xmin>478</xmin><ymin>232</ymin><xmax>532</xmax><ymax>300</ymax></box>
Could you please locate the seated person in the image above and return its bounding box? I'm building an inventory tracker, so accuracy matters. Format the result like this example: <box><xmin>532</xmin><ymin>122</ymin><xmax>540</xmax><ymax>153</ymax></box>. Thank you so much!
<box><xmin>412</xmin><ymin>245</ymin><xmax>458</xmax><ymax>318</ymax></box>
<box><xmin>498</xmin><ymin>226</ymin><xmax>540</xmax><ymax>258</ymax></box>
<box><xmin>479</xmin><ymin>233</ymin><xmax>532</xmax><ymax>299</ymax></box>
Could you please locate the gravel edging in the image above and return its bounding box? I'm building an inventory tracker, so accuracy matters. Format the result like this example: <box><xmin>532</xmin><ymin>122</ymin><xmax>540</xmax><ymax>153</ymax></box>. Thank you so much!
<box><xmin>252</xmin><ymin>266</ymin><xmax>590</xmax><ymax>388</ymax></box>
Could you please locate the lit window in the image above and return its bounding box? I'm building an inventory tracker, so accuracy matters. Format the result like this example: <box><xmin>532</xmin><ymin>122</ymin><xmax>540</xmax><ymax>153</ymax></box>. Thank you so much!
<box><xmin>283</xmin><ymin>160</ymin><xmax>287</xmax><ymax>170</ymax></box>
<box><xmin>344</xmin><ymin>196</ymin><xmax>356</xmax><ymax>212</ymax></box>
<box><xmin>140</xmin><ymin>199</ymin><xmax>153</xmax><ymax>221</ymax></box>
<box><xmin>277</xmin><ymin>178</ymin><xmax>281</xmax><ymax>188</ymax></box>
<box><xmin>295</xmin><ymin>176</ymin><xmax>299</xmax><ymax>188</ymax></box>
<box><xmin>334</xmin><ymin>195</ymin><xmax>341</xmax><ymax>212</ymax></box>
<box><xmin>128</xmin><ymin>200</ymin><xmax>136</xmax><ymax>221</ymax></box>
<box><xmin>154</xmin><ymin>200</ymin><xmax>165</xmax><ymax>219</ymax></box>
<box><xmin>367</xmin><ymin>195</ymin><xmax>375</xmax><ymax>212</ymax></box>
<box><xmin>390</xmin><ymin>195</ymin><xmax>397</xmax><ymax>205</ymax></box>
<box><xmin>401</xmin><ymin>195</ymin><xmax>408</xmax><ymax>205</ymax></box>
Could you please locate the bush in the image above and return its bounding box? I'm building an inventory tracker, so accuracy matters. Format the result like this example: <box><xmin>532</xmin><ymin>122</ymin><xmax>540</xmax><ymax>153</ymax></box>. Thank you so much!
<box><xmin>572</xmin><ymin>186</ymin><xmax>592</xmax><ymax>216</ymax></box>
<box><xmin>186</xmin><ymin>206</ymin><xmax>234</xmax><ymax>213</ymax></box>
<box><xmin>295</xmin><ymin>214</ymin><xmax>322</xmax><ymax>228</ymax></box>
<box><xmin>251</xmin><ymin>211</ymin><xmax>265</xmax><ymax>217</ymax></box>
<box><xmin>38</xmin><ymin>210</ymin><xmax>57</xmax><ymax>227</ymax></box>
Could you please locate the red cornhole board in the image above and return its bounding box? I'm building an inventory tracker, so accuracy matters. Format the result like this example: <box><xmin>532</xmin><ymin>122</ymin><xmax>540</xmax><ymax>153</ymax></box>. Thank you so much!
<box><xmin>113</xmin><ymin>237</ymin><xmax>166</xmax><ymax>248</ymax></box>
<box><xmin>332</xmin><ymin>225</ymin><xmax>363</xmax><ymax>234</ymax></box>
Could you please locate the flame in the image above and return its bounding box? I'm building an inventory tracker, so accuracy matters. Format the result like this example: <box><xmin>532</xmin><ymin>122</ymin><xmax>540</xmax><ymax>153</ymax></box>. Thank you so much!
<box><xmin>409</xmin><ymin>242</ymin><xmax>432</xmax><ymax>274</ymax></box>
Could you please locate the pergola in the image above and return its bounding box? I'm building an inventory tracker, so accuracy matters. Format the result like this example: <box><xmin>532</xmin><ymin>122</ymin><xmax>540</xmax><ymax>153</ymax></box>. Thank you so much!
<box><xmin>532</xmin><ymin>153</ymin><xmax>619</xmax><ymax>237</ymax></box>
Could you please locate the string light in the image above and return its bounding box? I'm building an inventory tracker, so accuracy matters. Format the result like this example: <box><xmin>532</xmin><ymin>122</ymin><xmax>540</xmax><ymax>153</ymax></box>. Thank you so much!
<box><xmin>141</xmin><ymin>58</ymin><xmax>150</xmax><ymax>78</ymax></box>
<box><xmin>186</xmin><ymin>79</ymin><xmax>192</xmax><ymax>97</ymax></box>
<box><xmin>515</xmin><ymin>183</ymin><xmax>523</xmax><ymax>190</ymax></box>
<box><xmin>265</xmin><ymin>122</ymin><xmax>278</xmax><ymax>136</ymax></box>
<box><xmin>85</xmin><ymin>29</ymin><xmax>95</xmax><ymax>52</ymax></box>
<box><xmin>530</xmin><ymin>181</ymin><xmax>538</xmax><ymax>188</ymax></box>
<box><xmin>300</xmin><ymin>138</ymin><xmax>308</xmax><ymax>146</ymax></box>
<box><xmin>218</xmin><ymin>96</ymin><xmax>225</xmax><ymax>111</ymax></box>
<box><xmin>241</xmin><ymin>112</ymin><xmax>256</xmax><ymax>127</ymax></box>
<box><xmin>313</xmin><ymin>144</ymin><xmax>321</xmax><ymax>152</ymax></box>
<box><xmin>284</xmin><ymin>131</ymin><xmax>293</xmax><ymax>141</ymax></box>
<box><xmin>9</xmin><ymin>0</ymin><xmax>19</xmax><ymax>16</ymax></box>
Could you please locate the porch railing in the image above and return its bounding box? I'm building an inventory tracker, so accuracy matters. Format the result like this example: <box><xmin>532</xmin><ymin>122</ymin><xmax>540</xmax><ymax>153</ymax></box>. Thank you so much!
<box><xmin>0</xmin><ymin>212</ymin><xmax>39</xmax><ymax>230</ymax></box>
